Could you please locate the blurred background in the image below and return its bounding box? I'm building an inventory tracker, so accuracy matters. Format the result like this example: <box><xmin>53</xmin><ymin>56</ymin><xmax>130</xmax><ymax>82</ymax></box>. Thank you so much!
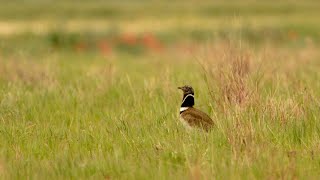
<box><xmin>0</xmin><ymin>0</ymin><xmax>319</xmax><ymax>56</ymax></box>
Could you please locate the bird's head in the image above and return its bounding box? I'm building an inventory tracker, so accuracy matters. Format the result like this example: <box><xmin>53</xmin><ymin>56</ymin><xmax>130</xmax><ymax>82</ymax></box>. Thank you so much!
<box><xmin>178</xmin><ymin>85</ymin><xmax>194</xmax><ymax>95</ymax></box>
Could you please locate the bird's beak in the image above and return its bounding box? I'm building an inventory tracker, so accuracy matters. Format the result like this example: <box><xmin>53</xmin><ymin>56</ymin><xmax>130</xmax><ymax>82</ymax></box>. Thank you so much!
<box><xmin>178</xmin><ymin>87</ymin><xmax>182</xmax><ymax>90</ymax></box>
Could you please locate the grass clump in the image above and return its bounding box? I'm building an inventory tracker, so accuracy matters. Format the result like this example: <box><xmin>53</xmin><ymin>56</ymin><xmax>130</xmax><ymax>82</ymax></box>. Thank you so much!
<box><xmin>0</xmin><ymin>42</ymin><xmax>319</xmax><ymax>179</ymax></box>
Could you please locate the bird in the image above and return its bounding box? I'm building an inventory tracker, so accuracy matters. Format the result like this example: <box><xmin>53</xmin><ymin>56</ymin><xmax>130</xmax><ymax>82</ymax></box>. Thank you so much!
<box><xmin>178</xmin><ymin>85</ymin><xmax>214</xmax><ymax>131</ymax></box>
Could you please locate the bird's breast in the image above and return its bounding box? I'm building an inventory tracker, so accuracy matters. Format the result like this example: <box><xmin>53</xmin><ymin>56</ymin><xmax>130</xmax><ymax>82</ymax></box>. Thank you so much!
<box><xmin>179</xmin><ymin>114</ymin><xmax>193</xmax><ymax>130</ymax></box>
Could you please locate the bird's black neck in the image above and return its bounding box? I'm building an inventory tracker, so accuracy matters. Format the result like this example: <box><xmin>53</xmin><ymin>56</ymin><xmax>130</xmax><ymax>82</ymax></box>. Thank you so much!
<box><xmin>181</xmin><ymin>93</ymin><xmax>194</xmax><ymax>107</ymax></box>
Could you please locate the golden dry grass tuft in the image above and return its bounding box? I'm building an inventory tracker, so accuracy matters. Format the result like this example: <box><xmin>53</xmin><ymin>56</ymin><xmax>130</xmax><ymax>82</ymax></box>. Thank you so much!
<box><xmin>0</xmin><ymin>58</ymin><xmax>58</xmax><ymax>89</ymax></box>
<box><xmin>199</xmin><ymin>43</ymin><xmax>260</xmax><ymax>113</ymax></box>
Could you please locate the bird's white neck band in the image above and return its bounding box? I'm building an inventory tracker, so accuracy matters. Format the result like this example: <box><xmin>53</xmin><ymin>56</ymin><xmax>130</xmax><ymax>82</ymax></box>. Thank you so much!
<box><xmin>180</xmin><ymin>107</ymin><xmax>189</xmax><ymax>112</ymax></box>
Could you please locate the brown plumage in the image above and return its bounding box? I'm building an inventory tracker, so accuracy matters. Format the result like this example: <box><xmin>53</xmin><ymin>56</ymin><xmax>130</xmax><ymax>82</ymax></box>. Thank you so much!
<box><xmin>180</xmin><ymin>107</ymin><xmax>214</xmax><ymax>131</ymax></box>
<box><xmin>178</xmin><ymin>85</ymin><xmax>214</xmax><ymax>131</ymax></box>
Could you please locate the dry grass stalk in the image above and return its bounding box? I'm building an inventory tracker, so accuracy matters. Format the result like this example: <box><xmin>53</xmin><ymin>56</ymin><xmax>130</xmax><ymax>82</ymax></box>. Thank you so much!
<box><xmin>189</xmin><ymin>164</ymin><xmax>203</xmax><ymax>180</ymax></box>
<box><xmin>86</xmin><ymin>63</ymin><xmax>117</xmax><ymax>91</ymax></box>
<box><xmin>226</xmin><ymin>114</ymin><xmax>256</xmax><ymax>162</ymax></box>
<box><xmin>199</xmin><ymin>43</ymin><xmax>259</xmax><ymax>113</ymax></box>
<box><xmin>0</xmin><ymin>58</ymin><xmax>58</xmax><ymax>88</ymax></box>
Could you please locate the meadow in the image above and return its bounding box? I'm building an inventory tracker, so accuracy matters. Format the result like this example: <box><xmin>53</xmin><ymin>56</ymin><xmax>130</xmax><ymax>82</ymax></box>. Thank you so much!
<box><xmin>0</xmin><ymin>1</ymin><xmax>320</xmax><ymax>179</ymax></box>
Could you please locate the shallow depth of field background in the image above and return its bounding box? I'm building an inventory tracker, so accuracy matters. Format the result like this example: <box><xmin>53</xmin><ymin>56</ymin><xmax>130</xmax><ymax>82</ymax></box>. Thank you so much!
<box><xmin>0</xmin><ymin>1</ymin><xmax>320</xmax><ymax>179</ymax></box>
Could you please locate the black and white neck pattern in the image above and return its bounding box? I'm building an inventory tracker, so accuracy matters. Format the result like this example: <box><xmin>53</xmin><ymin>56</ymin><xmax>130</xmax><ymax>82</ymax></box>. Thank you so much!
<box><xmin>180</xmin><ymin>93</ymin><xmax>194</xmax><ymax>113</ymax></box>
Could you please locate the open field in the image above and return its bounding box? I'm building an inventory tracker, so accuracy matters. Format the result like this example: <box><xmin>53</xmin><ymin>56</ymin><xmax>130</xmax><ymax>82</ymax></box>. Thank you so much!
<box><xmin>0</xmin><ymin>1</ymin><xmax>320</xmax><ymax>179</ymax></box>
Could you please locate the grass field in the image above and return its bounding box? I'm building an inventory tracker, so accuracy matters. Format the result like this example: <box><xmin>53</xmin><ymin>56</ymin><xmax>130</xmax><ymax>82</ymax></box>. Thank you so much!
<box><xmin>1</xmin><ymin>1</ymin><xmax>320</xmax><ymax>179</ymax></box>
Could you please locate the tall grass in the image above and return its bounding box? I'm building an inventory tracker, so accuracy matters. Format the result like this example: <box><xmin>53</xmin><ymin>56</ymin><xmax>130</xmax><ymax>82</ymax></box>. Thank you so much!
<box><xmin>0</xmin><ymin>41</ymin><xmax>319</xmax><ymax>179</ymax></box>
